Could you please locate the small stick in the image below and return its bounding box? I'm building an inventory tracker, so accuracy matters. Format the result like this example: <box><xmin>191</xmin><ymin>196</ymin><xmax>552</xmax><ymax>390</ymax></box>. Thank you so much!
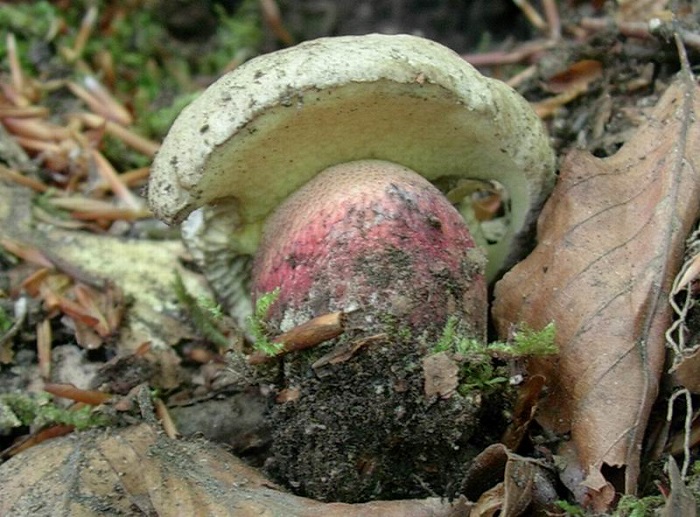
<box><xmin>2</xmin><ymin>117</ymin><xmax>71</xmax><ymax>141</ymax></box>
<box><xmin>0</xmin><ymin>238</ymin><xmax>54</xmax><ymax>269</ymax></box>
<box><xmin>248</xmin><ymin>312</ymin><xmax>344</xmax><ymax>364</ymax></box>
<box><xmin>37</xmin><ymin>318</ymin><xmax>52</xmax><ymax>380</ymax></box>
<box><xmin>506</xmin><ymin>64</ymin><xmax>537</xmax><ymax>89</ymax></box>
<box><xmin>78</xmin><ymin>113</ymin><xmax>159</xmax><ymax>156</ymax></box>
<box><xmin>542</xmin><ymin>0</ymin><xmax>561</xmax><ymax>40</ymax></box>
<box><xmin>82</xmin><ymin>76</ymin><xmax>133</xmax><ymax>126</ymax></box>
<box><xmin>0</xmin><ymin>106</ymin><xmax>50</xmax><ymax>118</ymax></box>
<box><xmin>119</xmin><ymin>166</ymin><xmax>151</xmax><ymax>186</ymax></box>
<box><xmin>90</xmin><ymin>149</ymin><xmax>144</xmax><ymax>211</ymax></box>
<box><xmin>0</xmin><ymin>164</ymin><xmax>50</xmax><ymax>193</ymax></box>
<box><xmin>48</xmin><ymin>197</ymin><xmax>150</xmax><ymax>220</ymax></box>
<box><xmin>68</xmin><ymin>80</ymin><xmax>132</xmax><ymax>126</ymax></box>
<box><xmin>154</xmin><ymin>398</ymin><xmax>180</xmax><ymax>439</ymax></box>
<box><xmin>1</xmin><ymin>425</ymin><xmax>75</xmax><ymax>459</ymax></box>
<box><xmin>311</xmin><ymin>333</ymin><xmax>387</xmax><ymax>369</ymax></box>
<box><xmin>12</xmin><ymin>136</ymin><xmax>62</xmax><ymax>154</ymax></box>
<box><xmin>44</xmin><ymin>382</ymin><xmax>112</xmax><ymax>405</ymax></box>
<box><xmin>512</xmin><ymin>0</ymin><xmax>547</xmax><ymax>32</ymax></box>
<box><xmin>259</xmin><ymin>0</ymin><xmax>295</xmax><ymax>46</ymax></box>
<box><xmin>6</xmin><ymin>33</ymin><xmax>27</xmax><ymax>106</ymax></box>
<box><xmin>580</xmin><ymin>17</ymin><xmax>700</xmax><ymax>50</ymax></box>
<box><xmin>72</xmin><ymin>6</ymin><xmax>98</xmax><ymax>60</ymax></box>
<box><xmin>462</xmin><ymin>40</ymin><xmax>551</xmax><ymax>67</ymax></box>
<box><xmin>0</xmin><ymin>297</ymin><xmax>28</xmax><ymax>354</ymax></box>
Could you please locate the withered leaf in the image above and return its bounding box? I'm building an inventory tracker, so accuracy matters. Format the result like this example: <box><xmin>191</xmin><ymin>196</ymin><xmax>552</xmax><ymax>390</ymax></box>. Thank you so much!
<box><xmin>423</xmin><ymin>351</ymin><xmax>460</xmax><ymax>398</ymax></box>
<box><xmin>661</xmin><ymin>456</ymin><xmax>698</xmax><ymax>517</ymax></box>
<box><xmin>672</xmin><ymin>347</ymin><xmax>700</xmax><ymax>393</ymax></box>
<box><xmin>0</xmin><ymin>423</ymin><xmax>465</xmax><ymax>516</ymax></box>
<box><xmin>465</xmin><ymin>444</ymin><xmax>558</xmax><ymax>517</ymax></box>
<box><xmin>493</xmin><ymin>73</ymin><xmax>700</xmax><ymax>510</ymax></box>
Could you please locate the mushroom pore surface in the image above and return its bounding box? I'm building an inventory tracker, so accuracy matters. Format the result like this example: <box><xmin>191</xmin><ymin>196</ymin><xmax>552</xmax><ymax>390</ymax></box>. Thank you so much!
<box><xmin>252</xmin><ymin>159</ymin><xmax>487</xmax><ymax>337</ymax></box>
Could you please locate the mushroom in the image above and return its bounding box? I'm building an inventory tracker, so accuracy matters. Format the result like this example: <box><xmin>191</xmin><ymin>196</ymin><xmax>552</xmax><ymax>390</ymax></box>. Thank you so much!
<box><xmin>148</xmin><ymin>33</ymin><xmax>555</xmax><ymax>328</ymax></box>
<box><xmin>148</xmin><ymin>34</ymin><xmax>555</xmax><ymax>502</ymax></box>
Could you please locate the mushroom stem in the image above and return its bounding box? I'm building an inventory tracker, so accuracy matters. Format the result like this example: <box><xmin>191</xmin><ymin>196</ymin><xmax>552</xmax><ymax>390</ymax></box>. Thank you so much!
<box><xmin>252</xmin><ymin>159</ymin><xmax>487</xmax><ymax>339</ymax></box>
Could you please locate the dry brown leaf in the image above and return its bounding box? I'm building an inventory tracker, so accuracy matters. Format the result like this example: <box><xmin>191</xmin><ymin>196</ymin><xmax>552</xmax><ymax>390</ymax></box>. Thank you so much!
<box><xmin>617</xmin><ymin>0</ymin><xmax>671</xmax><ymax>22</ymax></box>
<box><xmin>0</xmin><ymin>423</ymin><xmax>465</xmax><ymax>516</ymax></box>
<box><xmin>544</xmin><ymin>60</ymin><xmax>603</xmax><ymax>94</ymax></box>
<box><xmin>423</xmin><ymin>351</ymin><xmax>460</xmax><ymax>398</ymax></box>
<box><xmin>661</xmin><ymin>456</ymin><xmax>698</xmax><ymax>517</ymax></box>
<box><xmin>462</xmin><ymin>444</ymin><xmax>558</xmax><ymax>517</ymax></box>
<box><xmin>492</xmin><ymin>72</ymin><xmax>700</xmax><ymax>511</ymax></box>
<box><xmin>672</xmin><ymin>345</ymin><xmax>700</xmax><ymax>393</ymax></box>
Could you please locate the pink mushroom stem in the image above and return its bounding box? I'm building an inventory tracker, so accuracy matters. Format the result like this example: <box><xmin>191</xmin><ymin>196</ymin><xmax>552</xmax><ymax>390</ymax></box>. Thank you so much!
<box><xmin>252</xmin><ymin>159</ymin><xmax>487</xmax><ymax>340</ymax></box>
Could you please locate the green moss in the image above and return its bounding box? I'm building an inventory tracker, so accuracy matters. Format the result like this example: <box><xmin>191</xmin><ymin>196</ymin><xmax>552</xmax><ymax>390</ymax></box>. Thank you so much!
<box><xmin>431</xmin><ymin>316</ymin><xmax>557</xmax><ymax>394</ymax></box>
<box><xmin>139</xmin><ymin>91</ymin><xmax>200</xmax><ymax>138</ymax></box>
<box><xmin>0</xmin><ymin>306</ymin><xmax>12</xmax><ymax>333</ymax></box>
<box><xmin>554</xmin><ymin>500</ymin><xmax>587</xmax><ymax>516</ymax></box>
<box><xmin>0</xmin><ymin>392</ymin><xmax>108</xmax><ymax>432</ymax></box>
<box><xmin>489</xmin><ymin>322</ymin><xmax>557</xmax><ymax>358</ymax></box>
<box><xmin>247</xmin><ymin>288</ymin><xmax>284</xmax><ymax>357</ymax></box>
<box><xmin>614</xmin><ymin>494</ymin><xmax>664</xmax><ymax>516</ymax></box>
<box><xmin>173</xmin><ymin>273</ymin><xmax>229</xmax><ymax>348</ymax></box>
<box><xmin>0</xmin><ymin>2</ymin><xmax>63</xmax><ymax>65</ymax></box>
<box><xmin>0</xmin><ymin>1</ymin><xmax>263</xmax><ymax>138</ymax></box>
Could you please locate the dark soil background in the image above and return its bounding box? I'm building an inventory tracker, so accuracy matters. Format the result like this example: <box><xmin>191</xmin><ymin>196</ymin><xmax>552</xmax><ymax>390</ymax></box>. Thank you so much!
<box><xmin>161</xmin><ymin>0</ymin><xmax>531</xmax><ymax>53</ymax></box>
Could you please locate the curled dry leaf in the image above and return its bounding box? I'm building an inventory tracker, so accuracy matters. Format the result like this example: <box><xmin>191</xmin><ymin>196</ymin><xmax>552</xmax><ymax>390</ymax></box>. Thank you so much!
<box><xmin>462</xmin><ymin>443</ymin><xmax>558</xmax><ymax>517</ymax></box>
<box><xmin>543</xmin><ymin>59</ymin><xmax>603</xmax><ymax>94</ymax></box>
<box><xmin>672</xmin><ymin>348</ymin><xmax>700</xmax><ymax>393</ymax></box>
<box><xmin>493</xmin><ymin>73</ymin><xmax>700</xmax><ymax>510</ymax></box>
<box><xmin>0</xmin><ymin>423</ymin><xmax>465</xmax><ymax>517</ymax></box>
<box><xmin>661</xmin><ymin>456</ymin><xmax>698</xmax><ymax>517</ymax></box>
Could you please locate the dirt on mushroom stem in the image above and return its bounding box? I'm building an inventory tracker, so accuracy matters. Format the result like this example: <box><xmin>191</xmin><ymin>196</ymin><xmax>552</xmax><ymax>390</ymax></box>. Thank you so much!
<box><xmin>250</xmin><ymin>160</ymin><xmax>498</xmax><ymax>502</ymax></box>
<box><xmin>252</xmin><ymin>160</ymin><xmax>488</xmax><ymax>335</ymax></box>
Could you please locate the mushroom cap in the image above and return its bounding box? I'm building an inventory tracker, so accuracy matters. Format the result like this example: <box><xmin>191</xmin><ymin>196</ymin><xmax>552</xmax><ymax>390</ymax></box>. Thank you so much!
<box><xmin>148</xmin><ymin>34</ymin><xmax>555</xmax><ymax>313</ymax></box>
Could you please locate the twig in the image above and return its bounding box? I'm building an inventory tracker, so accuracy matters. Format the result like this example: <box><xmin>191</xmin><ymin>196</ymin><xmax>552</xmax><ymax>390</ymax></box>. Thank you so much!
<box><xmin>154</xmin><ymin>398</ymin><xmax>180</xmax><ymax>439</ymax></box>
<box><xmin>77</xmin><ymin>113</ymin><xmax>159</xmax><ymax>157</ymax></box>
<box><xmin>512</xmin><ymin>0</ymin><xmax>547</xmax><ymax>31</ymax></box>
<box><xmin>248</xmin><ymin>312</ymin><xmax>344</xmax><ymax>364</ymax></box>
<box><xmin>44</xmin><ymin>383</ymin><xmax>112</xmax><ymax>405</ymax></box>
<box><xmin>581</xmin><ymin>17</ymin><xmax>700</xmax><ymax>51</ymax></box>
<box><xmin>62</xmin><ymin>5</ymin><xmax>98</xmax><ymax>63</ymax></box>
<box><xmin>506</xmin><ymin>64</ymin><xmax>537</xmax><ymax>88</ymax></box>
<box><xmin>666</xmin><ymin>389</ymin><xmax>693</xmax><ymax>479</ymax></box>
<box><xmin>6</xmin><ymin>33</ymin><xmax>27</xmax><ymax>106</ymax></box>
<box><xmin>0</xmin><ymin>106</ymin><xmax>49</xmax><ymax>118</ymax></box>
<box><xmin>0</xmin><ymin>297</ymin><xmax>28</xmax><ymax>353</ymax></box>
<box><xmin>0</xmin><ymin>164</ymin><xmax>50</xmax><ymax>193</ymax></box>
<box><xmin>541</xmin><ymin>0</ymin><xmax>561</xmax><ymax>40</ymax></box>
<box><xmin>462</xmin><ymin>40</ymin><xmax>552</xmax><ymax>67</ymax></box>
<box><xmin>90</xmin><ymin>149</ymin><xmax>145</xmax><ymax>211</ymax></box>
<box><xmin>37</xmin><ymin>318</ymin><xmax>52</xmax><ymax>380</ymax></box>
<box><xmin>259</xmin><ymin>0</ymin><xmax>295</xmax><ymax>46</ymax></box>
<box><xmin>68</xmin><ymin>80</ymin><xmax>132</xmax><ymax>126</ymax></box>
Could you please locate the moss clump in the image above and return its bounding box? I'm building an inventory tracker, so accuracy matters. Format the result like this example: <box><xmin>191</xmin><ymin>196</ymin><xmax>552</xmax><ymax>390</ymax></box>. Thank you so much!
<box><xmin>0</xmin><ymin>392</ymin><xmax>108</xmax><ymax>432</ymax></box>
<box><xmin>173</xmin><ymin>273</ymin><xmax>230</xmax><ymax>349</ymax></box>
<box><xmin>247</xmin><ymin>288</ymin><xmax>284</xmax><ymax>357</ymax></box>
<box><xmin>432</xmin><ymin>316</ymin><xmax>556</xmax><ymax>394</ymax></box>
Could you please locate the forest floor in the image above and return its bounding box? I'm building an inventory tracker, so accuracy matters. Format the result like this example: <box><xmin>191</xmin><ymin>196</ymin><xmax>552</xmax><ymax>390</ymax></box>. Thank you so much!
<box><xmin>0</xmin><ymin>1</ymin><xmax>699</xmax><ymax>515</ymax></box>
